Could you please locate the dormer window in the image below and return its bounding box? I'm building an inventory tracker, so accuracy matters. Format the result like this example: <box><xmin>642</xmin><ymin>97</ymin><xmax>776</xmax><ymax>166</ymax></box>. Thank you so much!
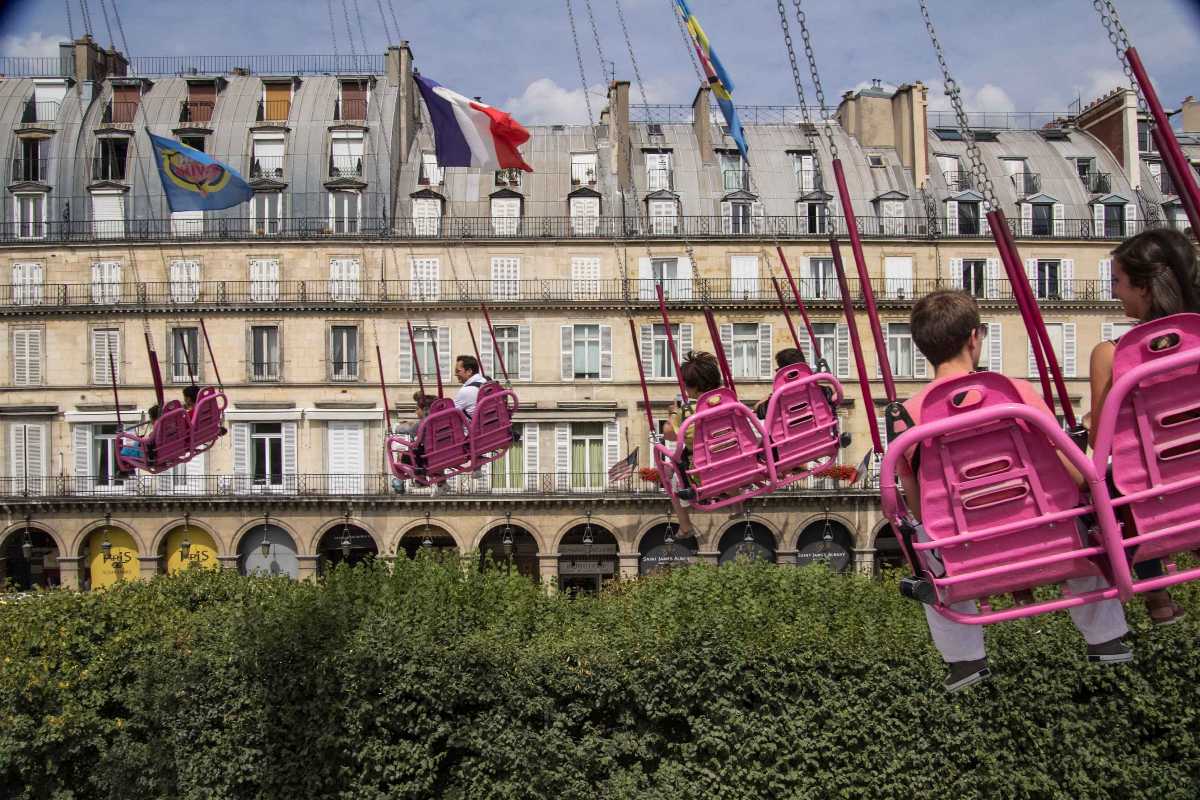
<box><xmin>330</xmin><ymin>131</ymin><xmax>365</xmax><ymax>178</ymax></box>
<box><xmin>181</xmin><ymin>82</ymin><xmax>217</xmax><ymax>124</ymax></box>
<box><xmin>93</xmin><ymin>136</ymin><xmax>129</xmax><ymax>182</ymax></box>
<box><xmin>791</xmin><ymin>150</ymin><xmax>819</xmax><ymax>192</ymax></box>
<box><xmin>251</xmin><ymin>133</ymin><xmax>285</xmax><ymax>179</ymax></box>
<box><xmin>491</xmin><ymin>193</ymin><xmax>522</xmax><ymax>236</ymax></box>
<box><xmin>108</xmin><ymin>83</ymin><xmax>142</xmax><ymax>124</ymax></box>
<box><xmin>569</xmin><ymin>189</ymin><xmax>601</xmax><ymax>235</ymax></box>
<box><xmin>13</xmin><ymin>137</ymin><xmax>48</xmax><ymax>183</ymax></box>
<box><xmin>337</xmin><ymin>80</ymin><xmax>369</xmax><ymax>121</ymax></box>
<box><xmin>13</xmin><ymin>193</ymin><xmax>47</xmax><ymax>240</ymax></box>
<box><xmin>29</xmin><ymin>79</ymin><xmax>67</xmax><ymax>123</ymax></box>
<box><xmin>645</xmin><ymin>151</ymin><xmax>672</xmax><ymax>191</ymax></box>
<box><xmin>261</xmin><ymin>81</ymin><xmax>292</xmax><ymax>122</ymax></box>
<box><xmin>571</xmin><ymin>152</ymin><xmax>598</xmax><ymax>185</ymax></box>
<box><xmin>495</xmin><ymin>168</ymin><xmax>522</xmax><ymax>188</ymax></box>
<box><xmin>867</xmin><ymin>154</ymin><xmax>885</xmax><ymax>168</ymax></box>
<box><xmin>419</xmin><ymin>153</ymin><xmax>444</xmax><ymax>185</ymax></box>
<box><xmin>180</xmin><ymin>134</ymin><xmax>205</xmax><ymax>152</ymax></box>
<box><xmin>411</xmin><ymin>190</ymin><xmax>443</xmax><ymax>236</ymax></box>
<box><xmin>873</xmin><ymin>191</ymin><xmax>908</xmax><ymax>236</ymax></box>
<box><xmin>719</xmin><ymin>151</ymin><xmax>748</xmax><ymax>191</ymax></box>
<box><xmin>647</xmin><ymin>197</ymin><xmax>678</xmax><ymax>236</ymax></box>
<box><xmin>1092</xmin><ymin>196</ymin><xmax>1136</xmax><ymax>238</ymax></box>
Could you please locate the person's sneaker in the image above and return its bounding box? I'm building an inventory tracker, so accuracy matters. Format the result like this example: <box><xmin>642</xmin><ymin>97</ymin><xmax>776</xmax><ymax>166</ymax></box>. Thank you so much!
<box><xmin>677</xmin><ymin>487</ymin><xmax>696</xmax><ymax>501</ymax></box>
<box><xmin>1086</xmin><ymin>637</ymin><xmax>1134</xmax><ymax>664</ymax></box>
<box><xmin>944</xmin><ymin>658</ymin><xmax>990</xmax><ymax>692</ymax></box>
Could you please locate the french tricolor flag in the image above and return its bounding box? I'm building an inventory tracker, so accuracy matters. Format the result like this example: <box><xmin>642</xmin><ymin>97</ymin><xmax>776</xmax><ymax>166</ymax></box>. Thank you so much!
<box><xmin>414</xmin><ymin>74</ymin><xmax>533</xmax><ymax>172</ymax></box>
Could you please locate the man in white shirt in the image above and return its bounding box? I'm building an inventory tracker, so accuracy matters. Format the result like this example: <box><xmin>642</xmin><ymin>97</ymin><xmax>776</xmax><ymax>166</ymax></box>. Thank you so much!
<box><xmin>453</xmin><ymin>355</ymin><xmax>487</xmax><ymax>416</ymax></box>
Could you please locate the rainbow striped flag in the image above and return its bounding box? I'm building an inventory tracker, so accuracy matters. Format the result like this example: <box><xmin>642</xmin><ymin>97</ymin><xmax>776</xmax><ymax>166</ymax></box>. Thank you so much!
<box><xmin>675</xmin><ymin>0</ymin><xmax>748</xmax><ymax>161</ymax></box>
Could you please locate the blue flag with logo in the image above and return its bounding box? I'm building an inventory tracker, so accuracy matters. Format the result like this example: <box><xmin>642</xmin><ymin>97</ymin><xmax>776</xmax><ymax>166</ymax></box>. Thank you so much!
<box><xmin>147</xmin><ymin>131</ymin><xmax>253</xmax><ymax>212</ymax></box>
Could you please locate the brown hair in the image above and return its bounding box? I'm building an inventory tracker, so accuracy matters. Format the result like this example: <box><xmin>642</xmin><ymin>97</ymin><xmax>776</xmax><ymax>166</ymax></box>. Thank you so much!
<box><xmin>1112</xmin><ymin>228</ymin><xmax>1200</xmax><ymax>321</ymax></box>
<box><xmin>455</xmin><ymin>354</ymin><xmax>479</xmax><ymax>374</ymax></box>
<box><xmin>679</xmin><ymin>351</ymin><xmax>722</xmax><ymax>394</ymax></box>
<box><xmin>411</xmin><ymin>391</ymin><xmax>436</xmax><ymax>409</ymax></box>
<box><xmin>910</xmin><ymin>290</ymin><xmax>981</xmax><ymax>367</ymax></box>
<box><xmin>775</xmin><ymin>347</ymin><xmax>806</xmax><ymax>368</ymax></box>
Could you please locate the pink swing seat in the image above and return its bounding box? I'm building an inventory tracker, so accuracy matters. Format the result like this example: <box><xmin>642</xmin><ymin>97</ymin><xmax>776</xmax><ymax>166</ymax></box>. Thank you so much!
<box><xmin>652</xmin><ymin>387</ymin><xmax>775</xmax><ymax>511</ymax></box>
<box><xmin>115</xmin><ymin>389</ymin><xmax>229</xmax><ymax>475</ymax></box>
<box><xmin>880</xmin><ymin>371</ymin><xmax>1129</xmax><ymax>624</ymax></box>
<box><xmin>385</xmin><ymin>397</ymin><xmax>473</xmax><ymax>486</ymax></box>
<box><xmin>468</xmin><ymin>381</ymin><xmax>520</xmax><ymax>470</ymax></box>
<box><xmin>1092</xmin><ymin>312</ymin><xmax>1200</xmax><ymax>593</ymax></box>
<box><xmin>762</xmin><ymin>362</ymin><xmax>843</xmax><ymax>484</ymax></box>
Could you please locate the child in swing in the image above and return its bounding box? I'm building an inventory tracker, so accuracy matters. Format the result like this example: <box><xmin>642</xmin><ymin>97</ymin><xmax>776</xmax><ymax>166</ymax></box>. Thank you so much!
<box><xmin>391</xmin><ymin>392</ymin><xmax>436</xmax><ymax>493</ymax></box>
<box><xmin>662</xmin><ymin>351</ymin><xmax>723</xmax><ymax>538</ymax></box>
<box><xmin>116</xmin><ymin>404</ymin><xmax>160</xmax><ymax>478</ymax></box>
<box><xmin>896</xmin><ymin>290</ymin><xmax>1131</xmax><ymax>692</ymax></box>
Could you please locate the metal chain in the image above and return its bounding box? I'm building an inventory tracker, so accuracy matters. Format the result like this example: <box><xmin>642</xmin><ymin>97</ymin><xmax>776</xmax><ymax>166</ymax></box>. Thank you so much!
<box><xmin>918</xmin><ymin>0</ymin><xmax>998</xmax><ymax>211</ymax></box>
<box><xmin>78</xmin><ymin>0</ymin><xmax>94</xmax><ymax>37</ymax></box>
<box><xmin>385</xmin><ymin>0</ymin><xmax>402</xmax><ymax>48</ymax></box>
<box><xmin>1092</xmin><ymin>0</ymin><xmax>1147</xmax><ymax>113</ymax></box>
<box><xmin>373</xmin><ymin>0</ymin><xmax>395</xmax><ymax>47</ymax></box>
<box><xmin>790</xmin><ymin>0</ymin><xmax>837</xmax><ymax>160</ymax></box>
<box><xmin>775</xmin><ymin>0</ymin><xmax>821</xmax><ymax>157</ymax></box>
<box><xmin>341</xmin><ymin>0</ymin><xmax>358</xmax><ymax>70</ymax></box>
<box><xmin>97</xmin><ymin>0</ymin><xmax>115</xmax><ymax>49</ymax></box>
<box><xmin>110</xmin><ymin>0</ymin><xmax>130</xmax><ymax>61</ymax></box>
<box><xmin>583</xmin><ymin>0</ymin><xmax>609</xmax><ymax>81</ymax></box>
<box><xmin>613</xmin><ymin>0</ymin><xmax>651</xmax><ymax>112</ymax></box>
<box><xmin>565</xmin><ymin>0</ymin><xmax>595</xmax><ymax>126</ymax></box>
<box><xmin>327</xmin><ymin>0</ymin><xmax>340</xmax><ymax>61</ymax></box>
<box><xmin>351</xmin><ymin>0</ymin><xmax>372</xmax><ymax>71</ymax></box>
<box><xmin>65</xmin><ymin>0</ymin><xmax>75</xmax><ymax>41</ymax></box>
<box><xmin>671</xmin><ymin>0</ymin><xmax>704</xmax><ymax>82</ymax></box>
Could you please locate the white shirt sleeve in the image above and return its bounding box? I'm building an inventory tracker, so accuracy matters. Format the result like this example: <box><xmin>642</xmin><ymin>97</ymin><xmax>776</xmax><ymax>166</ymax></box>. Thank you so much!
<box><xmin>453</xmin><ymin>375</ymin><xmax>484</xmax><ymax>413</ymax></box>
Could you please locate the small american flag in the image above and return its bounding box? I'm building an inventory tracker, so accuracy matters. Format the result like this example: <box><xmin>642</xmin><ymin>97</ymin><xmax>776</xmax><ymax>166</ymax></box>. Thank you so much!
<box><xmin>608</xmin><ymin>447</ymin><xmax>639</xmax><ymax>482</ymax></box>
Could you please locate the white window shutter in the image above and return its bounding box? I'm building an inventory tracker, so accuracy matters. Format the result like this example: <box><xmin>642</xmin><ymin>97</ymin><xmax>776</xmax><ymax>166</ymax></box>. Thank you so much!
<box><xmin>945</xmin><ymin>200</ymin><xmax>958</xmax><ymax>236</ymax></box>
<box><xmin>988</xmin><ymin>321</ymin><xmax>1003</xmax><ymax>372</ymax></box>
<box><xmin>73</xmin><ymin>424</ymin><xmax>90</xmax><ymax>479</ymax></box>
<box><xmin>13</xmin><ymin>328</ymin><xmax>42</xmax><ymax>386</ymax></box>
<box><xmin>680</xmin><ymin>323</ymin><xmax>694</xmax><ymax>360</ymax></box>
<box><xmin>518</xmin><ymin>324</ymin><xmax>532</xmax><ymax>381</ymax></box>
<box><xmin>1025</xmin><ymin>258</ymin><xmax>1037</xmax><ymax>288</ymax></box>
<box><xmin>835</xmin><ymin>323</ymin><xmax>850</xmax><ymax>379</ymax></box>
<box><xmin>640</xmin><ymin>324</ymin><xmax>654</xmax><ymax>377</ymax></box>
<box><xmin>480</xmin><ymin>324</ymin><xmax>494</xmax><ymax>378</ymax></box>
<box><xmin>678</xmin><ymin>256</ymin><xmax>693</xmax><ymax>300</ymax></box>
<box><xmin>985</xmin><ymin>258</ymin><xmax>999</xmax><ymax>299</ymax></box>
<box><xmin>980</xmin><ymin>205</ymin><xmax>990</xmax><ymax>236</ymax></box>
<box><xmin>948</xmin><ymin>257</ymin><xmax>963</xmax><ymax>289</ymax></box>
<box><xmin>232</xmin><ymin>423</ymin><xmax>250</xmax><ymax>493</ymax></box>
<box><xmin>1020</xmin><ymin>202</ymin><xmax>1032</xmax><ymax>236</ymax></box>
<box><xmin>719</xmin><ymin>323</ymin><xmax>733</xmax><ymax>366</ymax></box>
<box><xmin>560</xmin><ymin>326</ymin><xmax>574</xmax><ymax>380</ymax></box>
<box><xmin>1028</xmin><ymin>339</ymin><xmax>1037</xmax><ymax>378</ymax></box>
<box><xmin>605</xmin><ymin>421</ymin><xmax>619</xmax><ymax>475</ymax></box>
<box><xmin>1064</xmin><ymin>323</ymin><xmax>1076</xmax><ymax>377</ymax></box>
<box><xmin>437</xmin><ymin>327</ymin><xmax>451</xmax><ymax>380</ymax></box>
<box><xmin>398</xmin><ymin>326</ymin><xmax>412</xmax><ymax>382</ymax></box>
<box><xmin>799</xmin><ymin>331</ymin><xmax>813</xmax><ymax>365</ymax></box>
<box><xmin>1124</xmin><ymin>203</ymin><xmax>1137</xmax><ymax>237</ymax></box>
<box><xmin>914</xmin><ymin>347</ymin><xmax>928</xmax><ymax>379</ymax></box>
<box><xmin>92</xmin><ymin>328</ymin><xmax>119</xmax><ymax>384</ymax></box>
<box><xmin>638</xmin><ymin>257</ymin><xmax>653</xmax><ymax>300</ymax></box>
<box><xmin>1099</xmin><ymin>258</ymin><xmax>1113</xmax><ymax>300</ymax></box>
<box><xmin>758</xmin><ymin>323</ymin><xmax>773</xmax><ymax>378</ymax></box>
<box><xmin>799</xmin><ymin>256</ymin><xmax>811</xmax><ymax>298</ymax></box>
<box><xmin>1052</xmin><ymin>203</ymin><xmax>1065</xmax><ymax>237</ymax></box>
<box><xmin>523</xmin><ymin>423</ymin><xmax>539</xmax><ymax>482</ymax></box>
<box><xmin>555</xmin><ymin>423</ymin><xmax>570</xmax><ymax>489</ymax></box>
<box><xmin>1102</xmin><ymin>322</ymin><xmax>1114</xmax><ymax>342</ymax></box>
<box><xmin>599</xmin><ymin>325</ymin><xmax>612</xmax><ymax>380</ymax></box>
<box><xmin>751</xmin><ymin>201</ymin><xmax>765</xmax><ymax>234</ymax></box>
<box><xmin>282</xmin><ymin>421</ymin><xmax>298</xmax><ymax>492</ymax></box>
<box><xmin>1093</xmin><ymin>204</ymin><xmax>1105</xmax><ymax>238</ymax></box>
<box><xmin>720</xmin><ymin>200</ymin><xmax>732</xmax><ymax>234</ymax></box>
<box><xmin>1061</xmin><ymin>259</ymin><xmax>1074</xmax><ymax>300</ymax></box>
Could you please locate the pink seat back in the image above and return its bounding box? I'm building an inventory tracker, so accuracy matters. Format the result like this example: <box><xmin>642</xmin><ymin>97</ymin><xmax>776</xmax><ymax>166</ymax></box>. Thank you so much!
<box><xmin>1107</xmin><ymin>313</ymin><xmax>1200</xmax><ymax>561</ymax></box>
<box><xmin>685</xmin><ymin>387</ymin><xmax>772</xmax><ymax>502</ymax></box>
<box><xmin>917</xmin><ymin>372</ymin><xmax>1097</xmax><ymax>602</ymax></box>
<box><xmin>189</xmin><ymin>387</ymin><xmax>226</xmax><ymax>449</ymax></box>
<box><xmin>469</xmin><ymin>381</ymin><xmax>518</xmax><ymax>464</ymax></box>
<box><xmin>763</xmin><ymin>363</ymin><xmax>840</xmax><ymax>478</ymax></box>
<box><xmin>417</xmin><ymin>398</ymin><xmax>472</xmax><ymax>473</ymax></box>
<box><xmin>150</xmin><ymin>404</ymin><xmax>192</xmax><ymax>466</ymax></box>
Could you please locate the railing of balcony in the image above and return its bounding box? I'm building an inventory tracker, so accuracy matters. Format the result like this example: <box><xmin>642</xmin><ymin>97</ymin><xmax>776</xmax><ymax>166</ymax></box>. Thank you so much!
<box><xmin>0</xmin><ymin>470</ymin><xmax>881</xmax><ymax>499</ymax></box>
<box><xmin>1009</xmin><ymin>172</ymin><xmax>1042</xmax><ymax>196</ymax></box>
<box><xmin>329</xmin><ymin>154</ymin><xmax>364</xmax><ymax>178</ymax></box>
<box><xmin>256</xmin><ymin>99</ymin><xmax>291</xmax><ymax>122</ymax></box>
<box><xmin>1082</xmin><ymin>171</ymin><xmax>1112</xmax><ymax>194</ymax></box>
<box><xmin>10</xmin><ymin>157</ymin><xmax>49</xmax><ymax>183</ymax></box>
<box><xmin>101</xmin><ymin>101</ymin><xmax>140</xmax><ymax>124</ymax></box>
<box><xmin>250</xmin><ymin>360</ymin><xmax>282</xmax><ymax>382</ymax></box>
<box><xmin>722</xmin><ymin>169</ymin><xmax>750</xmax><ymax>191</ymax></box>
<box><xmin>570</xmin><ymin>162</ymin><xmax>598</xmax><ymax>185</ymax></box>
<box><xmin>0</xmin><ymin>276</ymin><xmax>1122</xmax><ymax>312</ymax></box>
<box><xmin>1158</xmin><ymin>171</ymin><xmax>1177</xmax><ymax>196</ymax></box>
<box><xmin>795</xmin><ymin>169</ymin><xmax>823</xmax><ymax>193</ymax></box>
<box><xmin>21</xmin><ymin>99</ymin><xmax>62</xmax><ymax>124</ymax></box>
<box><xmin>91</xmin><ymin>156</ymin><xmax>129</xmax><ymax>182</ymax></box>
<box><xmin>250</xmin><ymin>155</ymin><xmax>285</xmax><ymax>179</ymax></box>
<box><xmin>646</xmin><ymin>168</ymin><xmax>673</xmax><ymax>191</ymax></box>
<box><xmin>0</xmin><ymin>214</ymin><xmax>1168</xmax><ymax>246</ymax></box>
<box><xmin>334</xmin><ymin>98</ymin><xmax>369</xmax><ymax>121</ymax></box>
<box><xmin>628</xmin><ymin>104</ymin><xmax>835</xmax><ymax>125</ymax></box>
<box><xmin>942</xmin><ymin>171</ymin><xmax>974</xmax><ymax>192</ymax></box>
<box><xmin>179</xmin><ymin>100</ymin><xmax>215</xmax><ymax>124</ymax></box>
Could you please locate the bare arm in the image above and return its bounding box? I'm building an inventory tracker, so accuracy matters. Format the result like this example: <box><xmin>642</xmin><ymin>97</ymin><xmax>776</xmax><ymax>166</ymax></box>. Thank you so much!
<box><xmin>1087</xmin><ymin>340</ymin><xmax>1116</xmax><ymax>449</ymax></box>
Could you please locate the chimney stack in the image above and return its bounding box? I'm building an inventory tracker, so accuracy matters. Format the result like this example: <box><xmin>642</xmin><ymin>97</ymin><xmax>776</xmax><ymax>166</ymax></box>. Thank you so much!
<box><xmin>607</xmin><ymin>80</ymin><xmax>631</xmax><ymax>193</ymax></box>
<box><xmin>1182</xmin><ymin>95</ymin><xmax>1200</xmax><ymax>134</ymax></box>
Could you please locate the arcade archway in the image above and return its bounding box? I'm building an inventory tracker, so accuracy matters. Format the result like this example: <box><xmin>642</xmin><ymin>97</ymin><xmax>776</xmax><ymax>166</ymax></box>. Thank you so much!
<box><xmin>557</xmin><ymin>518</ymin><xmax>618</xmax><ymax>594</ymax></box>
<box><xmin>238</xmin><ymin>522</ymin><xmax>299</xmax><ymax>578</ymax></box>
<box><xmin>1</xmin><ymin>524</ymin><xmax>60</xmax><ymax>589</ymax></box>
<box><xmin>638</xmin><ymin>522</ymin><xmax>698</xmax><ymax>575</ymax></box>
<box><xmin>795</xmin><ymin>516</ymin><xmax>855</xmax><ymax>573</ymax></box>
<box><xmin>479</xmin><ymin>521</ymin><xmax>540</xmax><ymax>579</ymax></box>
<box><xmin>717</xmin><ymin>520</ymin><xmax>777</xmax><ymax>565</ymax></box>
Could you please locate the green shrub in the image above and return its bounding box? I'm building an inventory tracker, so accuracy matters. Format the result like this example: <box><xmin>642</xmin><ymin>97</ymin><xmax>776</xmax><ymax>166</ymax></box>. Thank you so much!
<box><xmin>1</xmin><ymin>558</ymin><xmax>1197</xmax><ymax>799</ymax></box>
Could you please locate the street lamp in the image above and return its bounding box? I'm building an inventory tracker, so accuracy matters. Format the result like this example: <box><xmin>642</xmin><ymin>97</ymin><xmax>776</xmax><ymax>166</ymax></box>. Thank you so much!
<box><xmin>340</xmin><ymin>508</ymin><xmax>352</xmax><ymax>560</ymax></box>
<box><xmin>260</xmin><ymin>511</ymin><xmax>272</xmax><ymax>558</ymax></box>
<box><xmin>502</xmin><ymin>511</ymin><xmax>514</xmax><ymax>559</ymax></box>
<box><xmin>818</xmin><ymin>507</ymin><xmax>837</xmax><ymax>569</ymax></box>
<box><xmin>582</xmin><ymin>509</ymin><xmax>594</xmax><ymax>547</ymax></box>
<box><xmin>101</xmin><ymin>511</ymin><xmax>113</xmax><ymax>560</ymax></box>
<box><xmin>179</xmin><ymin>512</ymin><xmax>192</xmax><ymax>563</ymax></box>
<box><xmin>421</xmin><ymin>511</ymin><xmax>433</xmax><ymax>548</ymax></box>
<box><xmin>20</xmin><ymin>514</ymin><xmax>33</xmax><ymax>561</ymax></box>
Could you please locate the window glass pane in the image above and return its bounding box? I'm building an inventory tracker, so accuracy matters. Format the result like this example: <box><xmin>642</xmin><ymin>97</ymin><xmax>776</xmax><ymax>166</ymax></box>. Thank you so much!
<box><xmin>731</xmin><ymin>323</ymin><xmax>758</xmax><ymax>378</ymax></box>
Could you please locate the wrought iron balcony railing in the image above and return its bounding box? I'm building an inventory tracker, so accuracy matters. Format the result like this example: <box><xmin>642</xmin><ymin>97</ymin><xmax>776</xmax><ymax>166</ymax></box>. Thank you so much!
<box><xmin>942</xmin><ymin>170</ymin><xmax>974</xmax><ymax>192</ymax></box>
<box><xmin>101</xmin><ymin>101</ymin><xmax>140</xmax><ymax>125</ymax></box>
<box><xmin>1082</xmin><ymin>171</ymin><xmax>1112</xmax><ymax>194</ymax></box>
<box><xmin>20</xmin><ymin>99</ymin><xmax>61</xmax><ymax>124</ymax></box>
<box><xmin>256</xmin><ymin>99</ymin><xmax>291</xmax><ymax>122</ymax></box>
<box><xmin>91</xmin><ymin>156</ymin><xmax>129</xmax><ymax>182</ymax></box>
<box><xmin>329</xmin><ymin>155</ymin><xmax>364</xmax><ymax>179</ymax></box>
<box><xmin>1009</xmin><ymin>171</ymin><xmax>1042</xmax><ymax>196</ymax></box>
<box><xmin>0</xmin><ymin>470</ymin><xmax>882</xmax><ymax>499</ymax></box>
<box><xmin>249</xmin><ymin>155</ymin><xmax>285</xmax><ymax>179</ymax></box>
<box><xmin>179</xmin><ymin>100</ymin><xmax>215</xmax><ymax>124</ymax></box>
<box><xmin>10</xmin><ymin>157</ymin><xmax>48</xmax><ymax>183</ymax></box>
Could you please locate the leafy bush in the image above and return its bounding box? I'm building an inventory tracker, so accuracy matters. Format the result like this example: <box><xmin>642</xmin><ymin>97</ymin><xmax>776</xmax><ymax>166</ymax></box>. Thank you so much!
<box><xmin>1</xmin><ymin>558</ymin><xmax>1198</xmax><ymax>799</ymax></box>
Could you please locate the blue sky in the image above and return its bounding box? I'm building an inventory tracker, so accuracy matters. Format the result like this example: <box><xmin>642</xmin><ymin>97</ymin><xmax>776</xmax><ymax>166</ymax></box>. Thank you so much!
<box><xmin>2</xmin><ymin>0</ymin><xmax>1199</xmax><ymax>124</ymax></box>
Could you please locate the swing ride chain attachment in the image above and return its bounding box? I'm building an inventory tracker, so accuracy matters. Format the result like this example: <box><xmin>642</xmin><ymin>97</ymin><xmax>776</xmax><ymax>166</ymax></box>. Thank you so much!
<box><xmin>565</xmin><ymin>0</ymin><xmax>595</xmax><ymax>127</ymax></box>
<box><xmin>789</xmin><ymin>0</ymin><xmax>838</xmax><ymax>160</ymax></box>
<box><xmin>775</xmin><ymin>0</ymin><xmax>822</xmax><ymax>156</ymax></box>
<box><xmin>614</xmin><ymin>0</ymin><xmax>651</xmax><ymax>110</ymax></box>
<box><xmin>918</xmin><ymin>0</ymin><xmax>999</xmax><ymax>213</ymax></box>
<box><xmin>1092</xmin><ymin>0</ymin><xmax>1147</xmax><ymax>113</ymax></box>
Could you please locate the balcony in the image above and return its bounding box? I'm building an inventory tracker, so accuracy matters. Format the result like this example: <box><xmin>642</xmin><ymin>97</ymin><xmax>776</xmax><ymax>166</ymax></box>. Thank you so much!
<box><xmin>91</xmin><ymin>156</ymin><xmax>128</xmax><ymax>182</ymax></box>
<box><xmin>796</xmin><ymin>169</ymin><xmax>823</xmax><ymax>193</ymax></box>
<box><xmin>11</xmin><ymin>157</ymin><xmax>48</xmax><ymax>183</ymax></box>
<box><xmin>256</xmin><ymin>99</ymin><xmax>291</xmax><ymax>122</ymax></box>
<box><xmin>942</xmin><ymin>171</ymin><xmax>974</xmax><ymax>192</ymax></box>
<box><xmin>570</xmin><ymin>162</ymin><xmax>597</xmax><ymax>185</ymax></box>
<box><xmin>1009</xmin><ymin>171</ymin><xmax>1041</xmax><ymax>196</ymax></box>
<box><xmin>250</xmin><ymin>360</ymin><xmax>282</xmax><ymax>382</ymax></box>
<box><xmin>646</xmin><ymin>168</ymin><xmax>673</xmax><ymax>191</ymax></box>
<box><xmin>250</xmin><ymin>155</ymin><xmax>285</xmax><ymax>180</ymax></box>
<box><xmin>179</xmin><ymin>100</ymin><xmax>214</xmax><ymax>124</ymax></box>
<box><xmin>0</xmin><ymin>470</ymin><xmax>882</xmax><ymax>500</ymax></box>
<box><xmin>334</xmin><ymin>97</ymin><xmax>368</xmax><ymax>121</ymax></box>
<box><xmin>101</xmin><ymin>101</ymin><xmax>140</xmax><ymax>125</ymax></box>
<box><xmin>722</xmin><ymin>169</ymin><xmax>750</xmax><ymax>191</ymax></box>
<box><xmin>0</xmin><ymin>275</ymin><xmax>1124</xmax><ymax>315</ymax></box>
<box><xmin>1081</xmin><ymin>171</ymin><xmax>1112</xmax><ymax>194</ymax></box>
<box><xmin>1158</xmin><ymin>170</ymin><xmax>1177</xmax><ymax>196</ymax></box>
<box><xmin>20</xmin><ymin>99</ymin><xmax>60</xmax><ymax>124</ymax></box>
<box><xmin>329</xmin><ymin>154</ymin><xmax>364</xmax><ymax>179</ymax></box>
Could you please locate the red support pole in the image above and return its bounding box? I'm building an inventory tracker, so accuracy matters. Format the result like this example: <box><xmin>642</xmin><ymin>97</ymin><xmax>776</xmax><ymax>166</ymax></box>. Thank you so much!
<box><xmin>481</xmin><ymin>304</ymin><xmax>511</xmax><ymax>383</ymax></box>
<box><xmin>406</xmin><ymin>321</ymin><xmax>428</xmax><ymax>400</ymax></box>
<box><xmin>628</xmin><ymin>318</ymin><xmax>659</xmax><ymax>437</ymax></box>
<box><xmin>776</xmin><ymin>246</ymin><xmax>824</xmax><ymax>364</ymax></box>
<box><xmin>771</xmin><ymin>276</ymin><xmax>802</xmax><ymax>349</ymax></box>
<box><xmin>108</xmin><ymin>351</ymin><xmax>123</xmax><ymax>431</ymax></box>
<box><xmin>655</xmin><ymin>284</ymin><xmax>691</xmax><ymax>403</ymax></box>
<box><xmin>830</xmin><ymin>240</ymin><xmax>884</xmax><ymax>454</ymax></box>
<box><xmin>466</xmin><ymin>321</ymin><xmax>485</xmax><ymax>379</ymax></box>
<box><xmin>145</xmin><ymin>331</ymin><xmax>165</xmax><ymax>408</ymax></box>
<box><xmin>199</xmin><ymin>319</ymin><xmax>224</xmax><ymax>392</ymax></box>
<box><xmin>703</xmin><ymin>307</ymin><xmax>736</xmax><ymax>396</ymax></box>
<box><xmin>832</xmin><ymin>159</ymin><xmax>896</xmax><ymax>403</ymax></box>
<box><xmin>375</xmin><ymin>345</ymin><xmax>392</xmax><ymax>431</ymax></box>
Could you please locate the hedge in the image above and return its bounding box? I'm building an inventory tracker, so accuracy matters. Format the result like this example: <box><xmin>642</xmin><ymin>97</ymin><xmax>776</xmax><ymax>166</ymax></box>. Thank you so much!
<box><xmin>1</xmin><ymin>557</ymin><xmax>1198</xmax><ymax>799</ymax></box>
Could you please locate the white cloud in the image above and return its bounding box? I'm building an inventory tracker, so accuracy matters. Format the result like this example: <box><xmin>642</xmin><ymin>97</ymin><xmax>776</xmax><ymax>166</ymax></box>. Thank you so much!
<box><xmin>926</xmin><ymin>79</ymin><xmax>1016</xmax><ymax>114</ymax></box>
<box><xmin>0</xmin><ymin>32</ymin><xmax>68</xmax><ymax>59</ymax></box>
<box><xmin>502</xmin><ymin>77</ymin><xmax>675</xmax><ymax>125</ymax></box>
